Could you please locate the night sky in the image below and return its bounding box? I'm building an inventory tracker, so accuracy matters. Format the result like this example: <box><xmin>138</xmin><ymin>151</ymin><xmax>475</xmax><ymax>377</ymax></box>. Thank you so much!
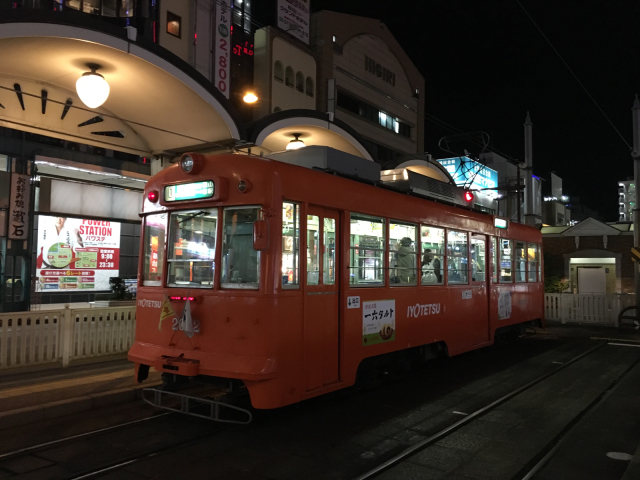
<box><xmin>255</xmin><ymin>1</ymin><xmax>640</xmax><ymax>221</ymax></box>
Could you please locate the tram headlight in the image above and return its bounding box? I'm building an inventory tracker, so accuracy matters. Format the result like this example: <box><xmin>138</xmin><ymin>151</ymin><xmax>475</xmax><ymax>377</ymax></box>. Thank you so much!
<box><xmin>181</xmin><ymin>155</ymin><xmax>194</xmax><ymax>173</ymax></box>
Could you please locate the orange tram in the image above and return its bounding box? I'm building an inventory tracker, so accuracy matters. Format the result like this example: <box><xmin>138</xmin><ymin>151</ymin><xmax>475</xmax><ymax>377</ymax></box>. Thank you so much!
<box><xmin>129</xmin><ymin>151</ymin><xmax>544</xmax><ymax>410</ymax></box>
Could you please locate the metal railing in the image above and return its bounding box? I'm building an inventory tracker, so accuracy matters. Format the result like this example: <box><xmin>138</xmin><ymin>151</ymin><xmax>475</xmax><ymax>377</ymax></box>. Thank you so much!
<box><xmin>0</xmin><ymin>305</ymin><xmax>136</xmax><ymax>369</ymax></box>
<box><xmin>544</xmin><ymin>293</ymin><xmax>635</xmax><ymax>327</ymax></box>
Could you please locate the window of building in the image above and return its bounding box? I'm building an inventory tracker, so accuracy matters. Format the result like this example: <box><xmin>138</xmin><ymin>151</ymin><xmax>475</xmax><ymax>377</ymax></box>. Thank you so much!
<box><xmin>166</xmin><ymin>209</ymin><xmax>217</xmax><ymax>288</ymax></box>
<box><xmin>142</xmin><ymin>213</ymin><xmax>167</xmax><ymax>286</ymax></box>
<box><xmin>491</xmin><ymin>237</ymin><xmax>498</xmax><ymax>283</ymax></box>
<box><xmin>420</xmin><ymin>226</ymin><xmax>444</xmax><ymax>285</ymax></box>
<box><xmin>221</xmin><ymin>207</ymin><xmax>260</xmax><ymax>289</ymax></box>
<box><xmin>274</xmin><ymin>61</ymin><xmax>284</xmax><ymax>82</ymax></box>
<box><xmin>296</xmin><ymin>72</ymin><xmax>304</xmax><ymax>92</ymax></box>
<box><xmin>337</xmin><ymin>91</ymin><xmax>411</xmax><ymax>137</ymax></box>
<box><xmin>389</xmin><ymin>222</ymin><xmax>418</xmax><ymax>285</ymax></box>
<box><xmin>282</xmin><ymin>202</ymin><xmax>300</xmax><ymax>288</ymax></box>
<box><xmin>285</xmin><ymin>67</ymin><xmax>294</xmax><ymax>87</ymax></box>
<box><xmin>349</xmin><ymin>214</ymin><xmax>385</xmax><ymax>286</ymax></box>
<box><xmin>515</xmin><ymin>241</ymin><xmax>526</xmax><ymax>283</ymax></box>
<box><xmin>499</xmin><ymin>239</ymin><xmax>512</xmax><ymax>283</ymax></box>
<box><xmin>306</xmin><ymin>77</ymin><xmax>314</xmax><ymax>97</ymax></box>
<box><xmin>447</xmin><ymin>230</ymin><xmax>468</xmax><ymax>284</ymax></box>
<box><xmin>528</xmin><ymin>243</ymin><xmax>539</xmax><ymax>282</ymax></box>
<box><xmin>471</xmin><ymin>234</ymin><xmax>486</xmax><ymax>282</ymax></box>
<box><xmin>166</xmin><ymin>11</ymin><xmax>181</xmax><ymax>38</ymax></box>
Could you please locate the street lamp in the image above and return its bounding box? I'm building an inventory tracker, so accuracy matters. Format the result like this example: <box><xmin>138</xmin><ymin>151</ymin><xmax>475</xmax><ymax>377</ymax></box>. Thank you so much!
<box><xmin>76</xmin><ymin>64</ymin><xmax>110</xmax><ymax>108</ymax></box>
<box><xmin>286</xmin><ymin>133</ymin><xmax>305</xmax><ymax>150</ymax></box>
<box><xmin>243</xmin><ymin>92</ymin><xmax>258</xmax><ymax>103</ymax></box>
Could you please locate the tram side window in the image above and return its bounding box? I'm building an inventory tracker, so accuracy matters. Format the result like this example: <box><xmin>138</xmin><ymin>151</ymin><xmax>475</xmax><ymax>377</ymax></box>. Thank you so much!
<box><xmin>282</xmin><ymin>202</ymin><xmax>300</xmax><ymax>288</ymax></box>
<box><xmin>142</xmin><ymin>213</ymin><xmax>167</xmax><ymax>286</ymax></box>
<box><xmin>307</xmin><ymin>214</ymin><xmax>320</xmax><ymax>285</ymax></box>
<box><xmin>221</xmin><ymin>207</ymin><xmax>260</xmax><ymax>289</ymax></box>
<box><xmin>470</xmin><ymin>234</ymin><xmax>486</xmax><ymax>282</ymax></box>
<box><xmin>447</xmin><ymin>230</ymin><xmax>468</xmax><ymax>284</ymax></box>
<box><xmin>515</xmin><ymin>241</ymin><xmax>526</xmax><ymax>283</ymax></box>
<box><xmin>166</xmin><ymin>209</ymin><xmax>217</xmax><ymax>288</ymax></box>
<box><xmin>491</xmin><ymin>237</ymin><xmax>498</xmax><ymax>283</ymax></box>
<box><xmin>349</xmin><ymin>214</ymin><xmax>385</xmax><ymax>286</ymax></box>
<box><xmin>499</xmin><ymin>239</ymin><xmax>512</xmax><ymax>283</ymax></box>
<box><xmin>389</xmin><ymin>222</ymin><xmax>418</xmax><ymax>286</ymax></box>
<box><xmin>420</xmin><ymin>225</ymin><xmax>444</xmax><ymax>285</ymax></box>
<box><xmin>528</xmin><ymin>243</ymin><xmax>539</xmax><ymax>282</ymax></box>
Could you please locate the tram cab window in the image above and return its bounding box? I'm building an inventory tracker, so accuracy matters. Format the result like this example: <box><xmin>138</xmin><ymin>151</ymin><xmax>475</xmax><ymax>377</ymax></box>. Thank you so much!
<box><xmin>515</xmin><ymin>241</ymin><xmax>526</xmax><ymax>283</ymax></box>
<box><xmin>349</xmin><ymin>214</ymin><xmax>385</xmax><ymax>286</ymax></box>
<box><xmin>491</xmin><ymin>237</ymin><xmax>498</xmax><ymax>283</ymax></box>
<box><xmin>499</xmin><ymin>239</ymin><xmax>512</xmax><ymax>283</ymax></box>
<box><xmin>142</xmin><ymin>213</ymin><xmax>167</xmax><ymax>286</ymax></box>
<box><xmin>167</xmin><ymin>210</ymin><xmax>217</xmax><ymax>288</ymax></box>
<box><xmin>282</xmin><ymin>202</ymin><xmax>300</xmax><ymax>288</ymax></box>
<box><xmin>527</xmin><ymin>243</ymin><xmax>539</xmax><ymax>282</ymax></box>
<box><xmin>447</xmin><ymin>230</ymin><xmax>468</xmax><ymax>284</ymax></box>
<box><xmin>389</xmin><ymin>222</ymin><xmax>418</xmax><ymax>286</ymax></box>
<box><xmin>420</xmin><ymin>226</ymin><xmax>444</xmax><ymax>285</ymax></box>
<box><xmin>470</xmin><ymin>234</ymin><xmax>486</xmax><ymax>282</ymax></box>
<box><xmin>221</xmin><ymin>207</ymin><xmax>260</xmax><ymax>289</ymax></box>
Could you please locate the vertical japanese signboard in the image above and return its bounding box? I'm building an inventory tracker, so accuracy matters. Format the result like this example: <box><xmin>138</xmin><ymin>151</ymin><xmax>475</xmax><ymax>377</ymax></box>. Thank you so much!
<box><xmin>215</xmin><ymin>0</ymin><xmax>231</xmax><ymax>98</ymax></box>
<box><xmin>277</xmin><ymin>0</ymin><xmax>310</xmax><ymax>45</ymax></box>
<box><xmin>362</xmin><ymin>299</ymin><xmax>396</xmax><ymax>345</ymax></box>
<box><xmin>9</xmin><ymin>174</ymin><xmax>30</xmax><ymax>240</ymax></box>
<box><xmin>36</xmin><ymin>216</ymin><xmax>121</xmax><ymax>291</ymax></box>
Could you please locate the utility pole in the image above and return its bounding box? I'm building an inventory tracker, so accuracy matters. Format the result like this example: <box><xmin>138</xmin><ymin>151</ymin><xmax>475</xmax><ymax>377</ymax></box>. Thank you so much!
<box><xmin>524</xmin><ymin>112</ymin><xmax>536</xmax><ymax>226</ymax></box>
<box><xmin>632</xmin><ymin>95</ymin><xmax>640</xmax><ymax>303</ymax></box>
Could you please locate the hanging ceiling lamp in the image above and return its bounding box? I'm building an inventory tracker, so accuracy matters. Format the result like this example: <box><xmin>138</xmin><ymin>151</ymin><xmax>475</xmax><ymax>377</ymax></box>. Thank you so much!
<box><xmin>286</xmin><ymin>133</ymin><xmax>305</xmax><ymax>150</ymax></box>
<box><xmin>76</xmin><ymin>64</ymin><xmax>110</xmax><ymax>108</ymax></box>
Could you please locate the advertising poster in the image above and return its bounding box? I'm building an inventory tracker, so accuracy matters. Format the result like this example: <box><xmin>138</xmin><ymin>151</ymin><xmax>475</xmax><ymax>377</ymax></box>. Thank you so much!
<box><xmin>8</xmin><ymin>173</ymin><xmax>30</xmax><ymax>240</ymax></box>
<box><xmin>362</xmin><ymin>299</ymin><xmax>396</xmax><ymax>345</ymax></box>
<box><xmin>277</xmin><ymin>0</ymin><xmax>310</xmax><ymax>44</ymax></box>
<box><xmin>36</xmin><ymin>216</ymin><xmax>121</xmax><ymax>292</ymax></box>
<box><xmin>498</xmin><ymin>292</ymin><xmax>512</xmax><ymax>320</ymax></box>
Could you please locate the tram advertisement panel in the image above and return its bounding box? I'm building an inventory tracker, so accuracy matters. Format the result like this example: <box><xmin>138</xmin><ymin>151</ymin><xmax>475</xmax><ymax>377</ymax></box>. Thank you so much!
<box><xmin>36</xmin><ymin>216</ymin><xmax>121</xmax><ymax>291</ymax></box>
<box><xmin>362</xmin><ymin>300</ymin><xmax>396</xmax><ymax>345</ymax></box>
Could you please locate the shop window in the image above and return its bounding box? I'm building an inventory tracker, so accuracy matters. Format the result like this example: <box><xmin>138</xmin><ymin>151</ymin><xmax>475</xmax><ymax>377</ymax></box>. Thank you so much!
<box><xmin>389</xmin><ymin>222</ymin><xmax>418</xmax><ymax>285</ymax></box>
<box><xmin>221</xmin><ymin>207</ymin><xmax>260</xmax><ymax>289</ymax></box>
<box><xmin>420</xmin><ymin>226</ymin><xmax>444</xmax><ymax>285</ymax></box>
<box><xmin>282</xmin><ymin>202</ymin><xmax>300</xmax><ymax>288</ymax></box>
<box><xmin>499</xmin><ymin>239</ymin><xmax>512</xmax><ymax>283</ymax></box>
<box><xmin>142</xmin><ymin>213</ymin><xmax>167</xmax><ymax>286</ymax></box>
<box><xmin>471</xmin><ymin>234</ymin><xmax>486</xmax><ymax>282</ymax></box>
<box><xmin>528</xmin><ymin>243</ymin><xmax>539</xmax><ymax>282</ymax></box>
<box><xmin>491</xmin><ymin>237</ymin><xmax>498</xmax><ymax>283</ymax></box>
<box><xmin>274</xmin><ymin>61</ymin><xmax>284</xmax><ymax>82</ymax></box>
<box><xmin>447</xmin><ymin>230</ymin><xmax>468</xmax><ymax>284</ymax></box>
<box><xmin>285</xmin><ymin>67</ymin><xmax>294</xmax><ymax>87</ymax></box>
<box><xmin>306</xmin><ymin>77</ymin><xmax>314</xmax><ymax>97</ymax></box>
<box><xmin>349</xmin><ymin>214</ymin><xmax>385</xmax><ymax>286</ymax></box>
<box><xmin>167</xmin><ymin>11</ymin><xmax>181</xmax><ymax>38</ymax></box>
<box><xmin>167</xmin><ymin>210</ymin><xmax>217</xmax><ymax>288</ymax></box>
<box><xmin>296</xmin><ymin>72</ymin><xmax>304</xmax><ymax>92</ymax></box>
<box><xmin>515</xmin><ymin>241</ymin><xmax>526</xmax><ymax>283</ymax></box>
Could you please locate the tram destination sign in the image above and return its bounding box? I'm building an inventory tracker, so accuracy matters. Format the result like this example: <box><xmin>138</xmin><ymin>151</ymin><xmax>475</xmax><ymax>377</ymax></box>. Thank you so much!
<box><xmin>164</xmin><ymin>181</ymin><xmax>214</xmax><ymax>202</ymax></box>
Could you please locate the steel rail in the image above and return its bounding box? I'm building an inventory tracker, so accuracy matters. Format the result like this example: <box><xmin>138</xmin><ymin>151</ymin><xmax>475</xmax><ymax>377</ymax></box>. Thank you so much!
<box><xmin>353</xmin><ymin>341</ymin><xmax>608</xmax><ymax>480</ymax></box>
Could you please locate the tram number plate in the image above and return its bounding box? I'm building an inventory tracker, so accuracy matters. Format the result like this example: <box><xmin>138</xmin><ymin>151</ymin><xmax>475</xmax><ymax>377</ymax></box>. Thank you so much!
<box><xmin>347</xmin><ymin>296</ymin><xmax>361</xmax><ymax>309</ymax></box>
<box><xmin>462</xmin><ymin>290</ymin><xmax>472</xmax><ymax>299</ymax></box>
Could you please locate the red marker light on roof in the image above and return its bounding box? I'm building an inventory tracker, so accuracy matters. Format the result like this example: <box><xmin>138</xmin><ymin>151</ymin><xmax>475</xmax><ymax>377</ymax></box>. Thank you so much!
<box><xmin>148</xmin><ymin>190</ymin><xmax>158</xmax><ymax>203</ymax></box>
<box><xmin>464</xmin><ymin>191</ymin><xmax>474</xmax><ymax>202</ymax></box>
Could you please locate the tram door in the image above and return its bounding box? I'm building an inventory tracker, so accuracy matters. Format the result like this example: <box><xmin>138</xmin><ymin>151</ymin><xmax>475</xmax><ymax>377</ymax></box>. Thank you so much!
<box><xmin>304</xmin><ymin>206</ymin><xmax>340</xmax><ymax>391</ymax></box>
<box><xmin>470</xmin><ymin>234</ymin><xmax>490</xmax><ymax>344</ymax></box>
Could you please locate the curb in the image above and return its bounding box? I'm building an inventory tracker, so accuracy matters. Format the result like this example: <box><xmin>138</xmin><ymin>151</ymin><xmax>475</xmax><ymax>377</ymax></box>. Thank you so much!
<box><xmin>0</xmin><ymin>382</ymin><xmax>161</xmax><ymax>431</ymax></box>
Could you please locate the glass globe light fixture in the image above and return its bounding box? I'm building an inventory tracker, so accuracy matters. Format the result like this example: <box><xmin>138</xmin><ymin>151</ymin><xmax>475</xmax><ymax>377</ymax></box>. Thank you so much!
<box><xmin>286</xmin><ymin>133</ymin><xmax>305</xmax><ymax>150</ymax></box>
<box><xmin>76</xmin><ymin>65</ymin><xmax>110</xmax><ymax>108</ymax></box>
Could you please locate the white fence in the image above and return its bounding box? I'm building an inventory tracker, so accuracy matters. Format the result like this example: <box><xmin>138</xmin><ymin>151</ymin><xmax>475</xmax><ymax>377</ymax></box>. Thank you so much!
<box><xmin>0</xmin><ymin>306</ymin><xmax>136</xmax><ymax>370</ymax></box>
<box><xmin>544</xmin><ymin>293</ymin><xmax>636</xmax><ymax>327</ymax></box>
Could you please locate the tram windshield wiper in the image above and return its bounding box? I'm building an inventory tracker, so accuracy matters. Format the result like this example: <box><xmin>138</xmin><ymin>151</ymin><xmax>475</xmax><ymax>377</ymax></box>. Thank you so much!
<box><xmin>178</xmin><ymin>210</ymin><xmax>207</xmax><ymax>224</ymax></box>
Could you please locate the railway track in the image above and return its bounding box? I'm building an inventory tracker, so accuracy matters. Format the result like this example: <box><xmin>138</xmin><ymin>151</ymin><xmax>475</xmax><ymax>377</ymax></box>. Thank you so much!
<box><xmin>355</xmin><ymin>340</ymin><xmax>640</xmax><ymax>480</ymax></box>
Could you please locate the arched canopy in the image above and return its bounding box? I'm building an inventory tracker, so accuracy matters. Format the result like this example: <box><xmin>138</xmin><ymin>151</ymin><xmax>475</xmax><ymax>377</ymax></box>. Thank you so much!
<box><xmin>0</xmin><ymin>18</ymin><xmax>243</xmax><ymax>157</ymax></box>
<box><xmin>249</xmin><ymin>110</ymin><xmax>374</xmax><ymax>161</ymax></box>
<box><xmin>394</xmin><ymin>156</ymin><xmax>455</xmax><ymax>184</ymax></box>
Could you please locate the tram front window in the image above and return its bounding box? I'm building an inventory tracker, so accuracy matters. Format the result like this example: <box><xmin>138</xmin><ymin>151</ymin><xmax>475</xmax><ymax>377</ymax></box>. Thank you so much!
<box><xmin>167</xmin><ymin>210</ymin><xmax>217</xmax><ymax>288</ymax></box>
<box><xmin>143</xmin><ymin>213</ymin><xmax>167</xmax><ymax>286</ymax></box>
<box><xmin>221</xmin><ymin>207</ymin><xmax>260</xmax><ymax>289</ymax></box>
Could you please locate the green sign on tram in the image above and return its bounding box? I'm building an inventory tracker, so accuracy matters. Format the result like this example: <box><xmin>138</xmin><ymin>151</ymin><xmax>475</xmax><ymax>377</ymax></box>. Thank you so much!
<box><xmin>164</xmin><ymin>181</ymin><xmax>214</xmax><ymax>202</ymax></box>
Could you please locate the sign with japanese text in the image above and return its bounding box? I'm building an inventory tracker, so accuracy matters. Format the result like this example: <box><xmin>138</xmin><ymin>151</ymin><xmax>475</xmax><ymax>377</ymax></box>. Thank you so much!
<box><xmin>277</xmin><ymin>0</ymin><xmax>310</xmax><ymax>45</ymax></box>
<box><xmin>215</xmin><ymin>0</ymin><xmax>232</xmax><ymax>98</ymax></box>
<box><xmin>363</xmin><ymin>299</ymin><xmax>395</xmax><ymax>345</ymax></box>
<box><xmin>8</xmin><ymin>173</ymin><xmax>30</xmax><ymax>240</ymax></box>
<box><xmin>498</xmin><ymin>291</ymin><xmax>512</xmax><ymax>320</ymax></box>
<box><xmin>36</xmin><ymin>216</ymin><xmax>121</xmax><ymax>291</ymax></box>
